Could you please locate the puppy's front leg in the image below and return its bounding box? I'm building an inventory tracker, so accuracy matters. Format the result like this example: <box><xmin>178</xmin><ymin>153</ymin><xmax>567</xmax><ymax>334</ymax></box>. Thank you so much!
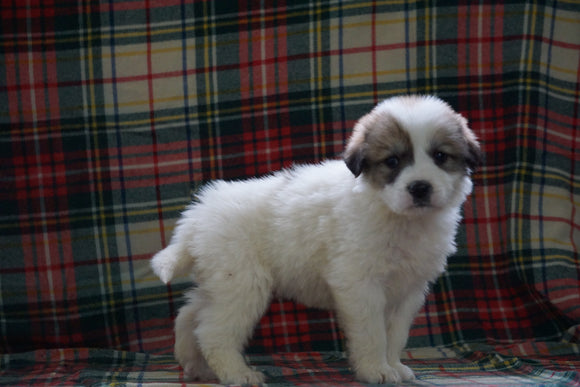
<box><xmin>385</xmin><ymin>289</ymin><xmax>426</xmax><ymax>381</ymax></box>
<box><xmin>332</xmin><ymin>282</ymin><xmax>401</xmax><ymax>384</ymax></box>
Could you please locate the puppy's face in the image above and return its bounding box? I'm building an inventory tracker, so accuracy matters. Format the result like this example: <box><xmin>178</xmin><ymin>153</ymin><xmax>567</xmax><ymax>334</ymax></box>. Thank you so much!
<box><xmin>344</xmin><ymin>95</ymin><xmax>483</xmax><ymax>215</ymax></box>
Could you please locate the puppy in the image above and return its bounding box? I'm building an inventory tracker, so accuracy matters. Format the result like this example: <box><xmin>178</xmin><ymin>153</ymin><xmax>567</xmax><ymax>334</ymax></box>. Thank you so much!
<box><xmin>151</xmin><ymin>95</ymin><xmax>483</xmax><ymax>384</ymax></box>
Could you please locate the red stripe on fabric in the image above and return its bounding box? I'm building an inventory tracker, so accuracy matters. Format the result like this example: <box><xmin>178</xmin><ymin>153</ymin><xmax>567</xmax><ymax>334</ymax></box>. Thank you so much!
<box><xmin>238</xmin><ymin>4</ymin><xmax>257</xmax><ymax>176</ymax></box>
<box><xmin>27</xmin><ymin>54</ymin><xmax>41</xmax><ymax>119</ymax></box>
<box><xmin>105</xmin><ymin>140</ymin><xmax>201</xmax><ymax>158</ymax></box>
<box><xmin>274</xmin><ymin>6</ymin><xmax>294</xmax><ymax>166</ymax></box>
<box><xmin>264</xmin><ymin>31</ymin><xmax>279</xmax><ymax>94</ymax></box>
<box><xmin>1</xmin><ymin>44</ymin><xmax>411</xmax><ymax>94</ymax></box>
<box><xmin>457</xmin><ymin>4</ymin><xmax>468</xmax><ymax>82</ymax></box>
<box><xmin>479</xmin><ymin>5</ymin><xmax>490</xmax><ymax>76</ymax></box>
<box><xmin>8</xmin><ymin>1</ymin><xmax>183</xmax><ymax>19</ymax></box>
<box><xmin>465</xmin><ymin>190</ymin><xmax>508</xmax><ymax>255</ymax></box>
<box><xmin>251</xmin><ymin>21</ymin><xmax>262</xmax><ymax>93</ymax></box>
<box><xmin>468</xmin><ymin>5</ymin><xmax>479</xmax><ymax>78</ymax></box>
<box><xmin>4</xmin><ymin>52</ymin><xmax>20</xmax><ymax>121</ymax></box>
<box><xmin>275</xmin><ymin>8</ymin><xmax>288</xmax><ymax>99</ymax></box>
<box><xmin>466</xmin><ymin>202</ymin><xmax>580</xmax><ymax>230</ymax></box>
<box><xmin>538</xmin><ymin>106</ymin><xmax>580</xmax><ymax>128</ymax></box>
<box><xmin>494</xmin><ymin>5</ymin><xmax>504</xmax><ymax>80</ymax></box>
<box><xmin>45</xmin><ymin>49</ymin><xmax>62</xmax><ymax>122</ymax></box>
<box><xmin>48</xmin><ymin>139</ymin><xmax>79</xmax><ymax>343</ymax></box>
<box><xmin>534</xmin><ymin>108</ymin><xmax>578</xmax><ymax>157</ymax></box>
<box><xmin>144</xmin><ymin>0</ymin><xmax>165</xmax><ymax>246</ymax></box>
<box><xmin>252</xmin><ymin>9</ymin><xmax>270</xmax><ymax>175</ymax></box>
<box><xmin>17</xmin><ymin>50</ymin><xmax>32</xmax><ymax>111</ymax></box>
<box><xmin>265</xmin><ymin>25</ymin><xmax>280</xmax><ymax>172</ymax></box>
<box><xmin>108</xmin><ymin>174</ymin><xmax>191</xmax><ymax>190</ymax></box>
<box><xmin>3</xmin><ymin>253</ymin><xmax>160</xmax><ymax>275</ymax></box>
<box><xmin>465</xmin><ymin>210</ymin><xmax>580</xmax><ymax>231</ymax></box>
<box><xmin>41</xmin><ymin>16</ymin><xmax>77</xmax><ymax>318</ymax></box>
<box><xmin>31</xmin><ymin>59</ymin><xmax>46</xmax><ymax>124</ymax></box>
<box><xmin>107</xmin><ymin>151</ymin><xmax>191</xmax><ymax>171</ymax></box>
<box><xmin>371</xmin><ymin>2</ymin><xmax>378</xmax><ymax>104</ymax></box>
<box><xmin>547</xmin><ymin>278</ymin><xmax>580</xmax><ymax>300</ymax></box>
<box><xmin>451</xmin><ymin>33</ymin><xmax>580</xmax><ymax>50</ymax></box>
<box><xmin>2</xmin><ymin>260</ymin><xmax>92</xmax><ymax>275</ymax></box>
<box><xmin>3</xmin><ymin>29</ymin><xmax>579</xmax><ymax>68</ymax></box>
<box><xmin>21</xmin><ymin>232</ymin><xmax>41</xmax><ymax>329</ymax></box>
<box><xmin>97</xmin><ymin>0</ymin><xmax>186</xmax><ymax>12</ymax></box>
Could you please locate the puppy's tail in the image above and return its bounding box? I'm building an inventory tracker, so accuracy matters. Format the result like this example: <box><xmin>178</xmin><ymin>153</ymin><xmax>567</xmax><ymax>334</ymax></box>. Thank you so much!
<box><xmin>151</xmin><ymin>242</ymin><xmax>194</xmax><ymax>284</ymax></box>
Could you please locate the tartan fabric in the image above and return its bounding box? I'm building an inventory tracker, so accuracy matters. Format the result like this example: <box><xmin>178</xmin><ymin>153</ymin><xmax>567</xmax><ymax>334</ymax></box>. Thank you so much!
<box><xmin>1</xmin><ymin>0</ymin><xmax>579</xmax><ymax>385</ymax></box>
<box><xmin>2</xmin><ymin>344</ymin><xmax>580</xmax><ymax>386</ymax></box>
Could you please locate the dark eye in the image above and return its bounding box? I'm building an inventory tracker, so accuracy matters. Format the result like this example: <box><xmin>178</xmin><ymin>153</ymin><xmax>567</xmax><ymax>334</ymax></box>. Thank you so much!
<box><xmin>384</xmin><ymin>155</ymin><xmax>400</xmax><ymax>169</ymax></box>
<box><xmin>433</xmin><ymin>151</ymin><xmax>448</xmax><ymax>165</ymax></box>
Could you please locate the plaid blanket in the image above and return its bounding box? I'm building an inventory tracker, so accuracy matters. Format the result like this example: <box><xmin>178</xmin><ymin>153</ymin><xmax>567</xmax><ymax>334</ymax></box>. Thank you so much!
<box><xmin>1</xmin><ymin>0</ymin><xmax>579</xmax><ymax>385</ymax></box>
<box><xmin>2</xmin><ymin>344</ymin><xmax>580</xmax><ymax>386</ymax></box>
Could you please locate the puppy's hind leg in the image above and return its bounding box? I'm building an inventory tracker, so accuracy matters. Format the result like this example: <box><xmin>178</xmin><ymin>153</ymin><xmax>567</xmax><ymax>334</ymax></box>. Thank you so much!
<box><xmin>174</xmin><ymin>290</ymin><xmax>216</xmax><ymax>381</ymax></box>
<box><xmin>195</xmin><ymin>267</ymin><xmax>272</xmax><ymax>385</ymax></box>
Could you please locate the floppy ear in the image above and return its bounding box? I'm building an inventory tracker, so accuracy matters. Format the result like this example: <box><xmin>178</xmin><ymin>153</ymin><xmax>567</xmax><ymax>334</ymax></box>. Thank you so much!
<box><xmin>465</xmin><ymin>139</ymin><xmax>484</xmax><ymax>173</ymax></box>
<box><xmin>343</xmin><ymin>123</ymin><xmax>367</xmax><ymax>177</ymax></box>
<box><xmin>457</xmin><ymin>114</ymin><xmax>484</xmax><ymax>173</ymax></box>
<box><xmin>344</xmin><ymin>146</ymin><xmax>366</xmax><ymax>177</ymax></box>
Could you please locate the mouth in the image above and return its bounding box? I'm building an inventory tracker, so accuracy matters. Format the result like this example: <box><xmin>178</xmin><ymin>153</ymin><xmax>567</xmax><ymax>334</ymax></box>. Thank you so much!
<box><xmin>412</xmin><ymin>198</ymin><xmax>431</xmax><ymax>208</ymax></box>
<box><xmin>403</xmin><ymin>199</ymin><xmax>441</xmax><ymax>215</ymax></box>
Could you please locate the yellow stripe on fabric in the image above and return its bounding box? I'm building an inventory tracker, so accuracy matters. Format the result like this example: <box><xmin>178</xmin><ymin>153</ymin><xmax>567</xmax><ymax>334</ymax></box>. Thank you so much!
<box><xmin>29</xmin><ymin>5</ymin><xmax>580</xmax><ymax>54</ymax></box>
<box><xmin>85</xmin><ymin>8</ymin><xmax>112</xmax><ymax>270</ymax></box>
<box><xmin>529</xmin><ymin>237</ymin><xmax>576</xmax><ymax>248</ymax></box>
<box><xmin>104</xmin><ymin>74</ymin><xmax>578</xmax><ymax>111</ymax></box>
<box><xmin>16</xmin><ymin>74</ymin><xmax>580</xmax><ymax>138</ymax></box>
<box><xmin>315</xmin><ymin>1</ymin><xmax>326</xmax><ymax>158</ymax></box>
<box><xmin>448</xmin><ymin>253</ymin><xmax>578</xmax><ymax>269</ymax></box>
<box><xmin>1</xmin><ymin>220</ymin><xmax>182</xmax><ymax>248</ymax></box>
<box><xmin>424</xmin><ymin>3</ymin><xmax>432</xmax><ymax>93</ymax></box>
<box><xmin>478</xmin><ymin>186</ymin><xmax>579</xmax><ymax>204</ymax></box>
<box><xmin>83</xmin><ymin>0</ymin><xmax>121</xmax><ymax>348</ymax></box>
<box><xmin>102</xmin><ymin>75</ymin><xmax>580</xmax><ymax>120</ymax></box>
<box><xmin>9</xmin><ymin>66</ymin><xmax>579</xmax><ymax>125</ymax></box>
<box><xmin>202</xmin><ymin>1</ymin><xmax>217</xmax><ymax>180</ymax></box>
<box><xmin>516</xmin><ymin>2</ymin><xmax>538</xmax><ymax>281</ymax></box>
<box><xmin>5</xmin><ymin>3</ymin><xmax>578</xmax><ymax>50</ymax></box>
<box><xmin>104</xmin><ymin>88</ymin><xmax>408</xmax><ymax>125</ymax></box>
<box><xmin>439</xmin><ymin>277</ymin><xmax>460</xmax><ymax>345</ymax></box>
<box><xmin>1</xmin><ymin>14</ymin><xmax>418</xmax><ymax>51</ymax></box>
<box><xmin>0</xmin><ymin>214</ymin><xmax>159</xmax><ymax>233</ymax></box>
<box><xmin>99</xmin><ymin>16</ymin><xmax>416</xmax><ymax>43</ymax></box>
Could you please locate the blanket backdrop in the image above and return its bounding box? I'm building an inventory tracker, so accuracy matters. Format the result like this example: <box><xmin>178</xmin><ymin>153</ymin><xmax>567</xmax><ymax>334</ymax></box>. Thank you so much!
<box><xmin>1</xmin><ymin>1</ymin><xmax>579</xmax><ymax>386</ymax></box>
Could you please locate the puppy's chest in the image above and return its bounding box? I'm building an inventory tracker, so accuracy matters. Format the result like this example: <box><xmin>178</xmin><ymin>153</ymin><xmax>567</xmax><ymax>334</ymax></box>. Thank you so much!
<box><xmin>371</xmin><ymin>225</ymin><xmax>452</xmax><ymax>284</ymax></box>
<box><xmin>379</xmin><ymin>245</ymin><xmax>445</xmax><ymax>285</ymax></box>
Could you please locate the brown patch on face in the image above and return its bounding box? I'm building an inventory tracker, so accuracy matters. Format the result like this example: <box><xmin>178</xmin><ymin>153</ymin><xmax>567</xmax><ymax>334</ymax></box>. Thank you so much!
<box><xmin>428</xmin><ymin>114</ymin><xmax>483</xmax><ymax>174</ymax></box>
<box><xmin>428</xmin><ymin>127</ymin><xmax>469</xmax><ymax>173</ymax></box>
<box><xmin>343</xmin><ymin>107</ymin><xmax>414</xmax><ymax>187</ymax></box>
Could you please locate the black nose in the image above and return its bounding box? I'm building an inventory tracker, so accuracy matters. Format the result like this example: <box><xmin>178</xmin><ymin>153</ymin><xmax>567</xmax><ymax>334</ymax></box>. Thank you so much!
<box><xmin>407</xmin><ymin>180</ymin><xmax>432</xmax><ymax>203</ymax></box>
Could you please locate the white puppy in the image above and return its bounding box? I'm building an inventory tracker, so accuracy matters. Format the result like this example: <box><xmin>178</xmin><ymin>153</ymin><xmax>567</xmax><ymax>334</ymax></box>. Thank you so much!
<box><xmin>151</xmin><ymin>95</ymin><xmax>483</xmax><ymax>384</ymax></box>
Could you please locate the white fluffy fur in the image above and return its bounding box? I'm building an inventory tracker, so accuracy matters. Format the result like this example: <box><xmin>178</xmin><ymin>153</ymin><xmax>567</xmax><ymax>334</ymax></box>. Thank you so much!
<box><xmin>151</xmin><ymin>95</ymin><xmax>479</xmax><ymax>384</ymax></box>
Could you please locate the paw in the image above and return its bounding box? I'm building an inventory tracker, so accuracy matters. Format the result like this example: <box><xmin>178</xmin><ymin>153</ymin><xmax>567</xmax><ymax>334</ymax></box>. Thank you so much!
<box><xmin>177</xmin><ymin>349</ymin><xmax>216</xmax><ymax>381</ymax></box>
<box><xmin>355</xmin><ymin>363</ymin><xmax>401</xmax><ymax>384</ymax></box>
<box><xmin>175</xmin><ymin>339</ymin><xmax>216</xmax><ymax>381</ymax></box>
<box><xmin>392</xmin><ymin>362</ymin><xmax>416</xmax><ymax>381</ymax></box>
<box><xmin>183</xmin><ymin>362</ymin><xmax>217</xmax><ymax>381</ymax></box>
<box><xmin>219</xmin><ymin>369</ymin><xmax>265</xmax><ymax>385</ymax></box>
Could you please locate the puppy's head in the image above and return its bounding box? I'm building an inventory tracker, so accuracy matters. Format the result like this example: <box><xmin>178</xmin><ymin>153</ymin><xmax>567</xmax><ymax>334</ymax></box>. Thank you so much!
<box><xmin>344</xmin><ymin>95</ymin><xmax>483</xmax><ymax>215</ymax></box>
